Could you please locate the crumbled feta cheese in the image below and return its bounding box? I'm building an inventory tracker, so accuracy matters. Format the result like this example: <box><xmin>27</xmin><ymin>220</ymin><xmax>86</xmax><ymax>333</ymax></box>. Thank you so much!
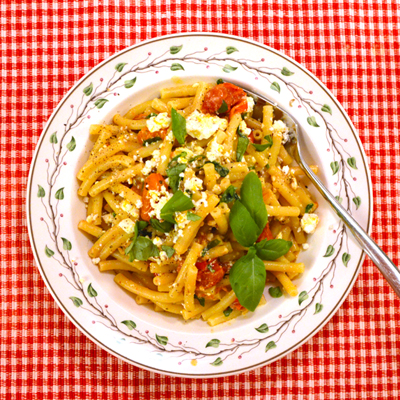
<box><xmin>174</xmin><ymin>147</ymin><xmax>195</xmax><ymax>164</ymax></box>
<box><xmin>302</xmin><ymin>243</ymin><xmax>310</xmax><ymax>250</ymax></box>
<box><xmin>153</xmin><ymin>236</ymin><xmax>164</xmax><ymax>246</ymax></box>
<box><xmin>238</xmin><ymin>120</ymin><xmax>251</xmax><ymax>136</ymax></box>
<box><xmin>142</xmin><ymin>150</ymin><xmax>161</xmax><ymax>176</ymax></box>
<box><xmin>86</xmin><ymin>214</ymin><xmax>98</xmax><ymax>224</ymax></box>
<box><xmin>281</xmin><ymin>165</ymin><xmax>290</xmax><ymax>175</ymax></box>
<box><xmin>192</xmin><ymin>82</ymin><xmax>199</xmax><ymax>87</ymax></box>
<box><xmin>246</xmin><ymin>96</ymin><xmax>255</xmax><ymax>113</ymax></box>
<box><xmin>159</xmin><ymin>251</ymin><xmax>168</xmax><ymax>261</ymax></box>
<box><xmin>290</xmin><ymin>177</ymin><xmax>298</xmax><ymax>191</ymax></box>
<box><xmin>120</xmin><ymin>200</ymin><xmax>139</xmax><ymax>218</ymax></box>
<box><xmin>194</xmin><ymin>192</ymin><xmax>208</xmax><ymax>209</ymax></box>
<box><xmin>148</xmin><ymin>186</ymin><xmax>172</xmax><ymax>219</ymax></box>
<box><xmin>91</xmin><ymin>257</ymin><xmax>101</xmax><ymax>265</ymax></box>
<box><xmin>119</xmin><ymin>218</ymin><xmax>136</xmax><ymax>234</ymax></box>
<box><xmin>271</xmin><ymin>120</ymin><xmax>291</xmax><ymax>144</ymax></box>
<box><xmin>184</xmin><ymin>176</ymin><xmax>203</xmax><ymax>192</ymax></box>
<box><xmin>146</xmin><ymin>112</ymin><xmax>171</xmax><ymax>133</ymax></box>
<box><xmin>301</xmin><ymin>213</ymin><xmax>319</xmax><ymax>234</ymax></box>
<box><xmin>206</xmin><ymin>140</ymin><xmax>225</xmax><ymax>162</ymax></box>
<box><xmin>102</xmin><ymin>213</ymin><xmax>114</xmax><ymax>224</ymax></box>
<box><xmin>186</xmin><ymin>110</ymin><xmax>228</xmax><ymax>140</ymax></box>
<box><xmin>135</xmin><ymin>199</ymin><xmax>143</xmax><ymax>209</ymax></box>
<box><xmin>173</xmin><ymin>228</ymin><xmax>184</xmax><ymax>243</ymax></box>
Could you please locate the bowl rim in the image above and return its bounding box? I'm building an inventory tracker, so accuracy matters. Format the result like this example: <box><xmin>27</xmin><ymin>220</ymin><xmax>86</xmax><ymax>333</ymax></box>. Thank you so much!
<box><xmin>26</xmin><ymin>32</ymin><xmax>373</xmax><ymax>378</ymax></box>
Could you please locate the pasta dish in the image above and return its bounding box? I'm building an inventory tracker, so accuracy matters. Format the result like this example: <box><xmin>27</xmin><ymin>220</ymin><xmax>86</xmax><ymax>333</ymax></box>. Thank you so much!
<box><xmin>77</xmin><ymin>81</ymin><xmax>319</xmax><ymax>326</ymax></box>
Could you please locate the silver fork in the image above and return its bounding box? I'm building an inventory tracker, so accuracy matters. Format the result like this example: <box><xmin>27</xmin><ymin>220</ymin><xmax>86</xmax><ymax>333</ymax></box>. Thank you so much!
<box><xmin>245</xmin><ymin>89</ymin><xmax>400</xmax><ymax>298</ymax></box>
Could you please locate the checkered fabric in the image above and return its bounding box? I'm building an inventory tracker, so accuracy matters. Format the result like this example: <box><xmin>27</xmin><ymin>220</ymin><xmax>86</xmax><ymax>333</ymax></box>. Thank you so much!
<box><xmin>1</xmin><ymin>0</ymin><xmax>399</xmax><ymax>398</ymax></box>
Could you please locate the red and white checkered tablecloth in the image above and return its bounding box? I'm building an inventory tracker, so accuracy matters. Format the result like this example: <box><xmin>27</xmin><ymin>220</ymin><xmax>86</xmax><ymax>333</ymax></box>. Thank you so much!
<box><xmin>1</xmin><ymin>0</ymin><xmax>399</xmax><ymax>398</ymax></box>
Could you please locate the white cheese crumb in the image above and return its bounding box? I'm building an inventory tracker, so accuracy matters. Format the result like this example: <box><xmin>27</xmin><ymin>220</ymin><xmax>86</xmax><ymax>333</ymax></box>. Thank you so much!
<box><xmin>281</xmin><ymin>165</ymin><xmax>290</xmax><ymax>175</ymax></box>
<box><xmin>271</xmin><ymin>120</ymin><xmax>292</xmax><ymax>144</ymax></box>
<box><xmin>238</xmin><ymin>120</ymin><xmax>251</xmax><ymax>136</ymax></box>
<box><xmin>302</xmin><ymin>243</ymin><xmax>309</xmax><ymax>250</ymax></box>
<box><xmin>246</xmin><ymin>96</ymin><xmax>255</xmax><ymax>113</ymax></box>
<box><xmin>119</xmin><ymin>218</ymin><xmax>136</xmax><ymax>234</ymax></box>
<box><xmin>148</xmin><ymin>185</ymin><xmax>172</xmax><ymax>219</ymax></box>
<box><xmin>146</xmin><ymin>112</ymin><xmax>171</xmax><ymax>133</ymax></box>
<box><xmin>301</xmin><ymin>213</ymin><xmax>319</xmax><ymax>234</ymax></box>
<box><xmin>206</xmin><ymin>140</ymin><xmax>225</xmax><ymax>162</ymax></box>
<box><xmin>186</xmin><ymin>110</ymin><xmax>228</xmax><ymax>140</ymax></box>
<box><xmin>153</xmin><ymin>236</ymin><xmax>164</xmax><ymax>246</ymax></box>
<box><xmin>102</xmin><ymin>213</ymin><xmax>114</xmax><ymax>224</ymax></box>
<box><xmin>159</xmin><ymin>251</ymin><xmax>168</xmax><ymax>261</ymax></box>
<box><xmin>86</xmin><ymin>214</ymin><xmax>98</xmax><ymax>224</ymax></box>
<box><xmin>135</xmin><ymin>199</ymin><xmax>143</xmax><ymax>209</ymax></box>
<box><xmin>142</xmin><ymin>150</ymin><xmax>161</xmax><ymax>176</ymax></box>
<box><xmin>120</xmin><ymin>200</ymin><xmax>139</xmax><ymax>218</ymax></box>
<box><xmin>184</xmin><ymin>176</ymin><xmax>203</xmax><ymax>193</ymax></box>
<box><xmin>91</xmin><ymin>257</ymin><xmax>101</xmax><ymax>265</ymax></box>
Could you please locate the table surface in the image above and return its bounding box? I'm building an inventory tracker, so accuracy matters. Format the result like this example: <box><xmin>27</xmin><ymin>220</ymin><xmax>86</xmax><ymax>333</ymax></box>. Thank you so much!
<box><xmin>2</xmin><ymin>1</ymin><xmax>399</xmax><ymax>399</ymax></box>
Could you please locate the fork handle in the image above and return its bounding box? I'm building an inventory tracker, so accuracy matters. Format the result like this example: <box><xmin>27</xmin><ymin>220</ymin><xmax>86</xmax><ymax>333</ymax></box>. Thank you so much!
<box><xmin>300</xmin><ymin>162</ymin><xmax>400</xmax><ymax>298</ymax></box>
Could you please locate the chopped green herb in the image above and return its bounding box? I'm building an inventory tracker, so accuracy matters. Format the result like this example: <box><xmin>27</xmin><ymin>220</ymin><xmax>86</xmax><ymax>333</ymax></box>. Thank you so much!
<box><xmin>216</xmin><ymin>78</ymin><xmax>224</xmax><ymax>85</ymax></box>
<box><xmin>145</xmin><ymin>113</ymin><xmax>158</xmax><ymax>119</ymax></box>
<box><xmin>305</xmin><ymin>203</ymin><xmax>314</xmax><ymax>213</ymax></box>
<box><xmin>207</xmin><ymin>264</ymin><xmax>215</xmax><ymax>273</ymax></box>
<box><xmin>143</xmin><ymin>137</ymin><xmax>162</xmax><ymax>146</ymax></box>
<box><xmin>252</xmin><ymin>143</ymin><xmax>270</xmax><ymax>152</ymax></box>
<box><xmin>150</xmin><ymin>218</ymin><xmax>174</xmax><ymax>233</ymax></box>
<box><xmin>220</xmin><ymin>185</ymin><xmax>239</xmax><ymax>203</ymax></box>
<box><xmin>160</xmin><ymin>190</ymin><xmax>194</xmax><ymax>224</ymax></box>
<box><xmin>194</xmin><ymin>294</ymin><xmax>205</xmax><ymax>307</ymax></box>
<box><xmin>217</xmin><ymin>100</ymin><xmax>228</xmax><ymax>114</ymax></box>
<box><xmin>268</xmin><ymin>286</ymin><xmax>283</xmax><ymax>298</ymax></box>
<box><xmin>161</xmin><ymin>245</ymin><xmax>175</xmax><ymax>258</ymax></box>
<box><xmin>187</xmin><ymin>212</ymin><xmax>201</xmax><ymax>221</ymax></box>
<box><xmin>204</xmin><ymin>161</ymin><xmax>229</xmax><ymax>177</ymax></box>
<box><xmin>223</xmin><ymin>307</ymin><xmax>233</xmax><ymax>317</ymax></box>
<box><xmin>171</xmin><ymin>108</ymin><xmax>187</xmax><ymax>145</ymax></box>
<box><xmin>201</xmin><ymin>239</ymin><xmax>221</xmax><ymax>257</ymax></box>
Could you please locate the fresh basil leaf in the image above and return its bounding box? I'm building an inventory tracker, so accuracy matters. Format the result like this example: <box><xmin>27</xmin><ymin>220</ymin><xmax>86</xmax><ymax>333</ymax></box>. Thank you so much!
<box><xmin>264</xmin><ymin>135</ymin><xmax>273</xmax><ymax>148</ymax></box>
<box><xmin>248</xmin><ymin>165</ymin><xmax>256</xmax><ymax>170</ymax></box>
<box><xmin>169</xmin><ymin>151</ymin><xmax>187</xmax><ymax>166</ymax></box>
<box><xmin>220</xmin><ymin>185</ymin><xmax>239</xmax><ymax>203</ymax></box>
<box><xmin>194</xmin><ymin>294</ymin><xmax>205</xmax><ymax>307</ymax></box>
<box><xmin>229</xmin><ymin>200</ymin><xmax>260</xmax><ymax>247</ymax></box>
<box><xmin>171</xmin><ymin>108</ymin><xmax>186</xmax><ymax>145</ymax></box>
<box><xmin>216</xmin><ymin>78</ymin><xmax>224</xmax><ymax>85</ymax></box>
<box><xmin>167</xmin><ymin>175</ymin><xmax>180</xmax><ymax>193</ymax></box>
<box><xmin>166</xmin><ymin>162</ymin><xmax>187</xmax><ymax>193</ymax></box>
<box><xmin>188</xmin><ymin>154</ymin><xmax>205</xmax><ymax>163</ymax></box>
<box><xmin>143</xmin><ymin>137</ymin><xmax>162</xmax><ymax>146</ymax></box>
<box><xmin>160</xmin><ymin>190</ymin><xmax>194</xmax><ymax>224</ymax></box>
<box><xmin>217</xmin><ymin>100</ymin><xmax>228</xmax><ymax>114</ymax></box>
<box><xmin>241</xmin><ymin>112</ymin><xmax>248</xmax><ymax>119</ymax></box>
<box><xmin>223</xmin><ymin>307</ymin><xmax>233</xmax><ymax>317</ymax></box>
<box><xmin>236</xmin><ymin>135</ymin><xmax>249</xmax><ymax>161</ymax></box>
<box><xmin>207</xmin><ymin>264</ymin><xmax>215</xmax><ymax>273</ymax></box>
<box><xmin>240</xmin><ymin>172</ymin><xmax>268</xmax><ymax>233</ymax></box>
<box><xmin>305</xmin><ymin>203</ymin><xmax>314</xmax><ymax>213</ymax></box>
<box><xmin>229</xmin><ymin>247</ymin><xmax>266</xmax><ymax>312</ymax></box>
<box><xmin>150</xmin><ymin>218</ymin><xmax>174</xmax><ymax>233</ymax></box>
<box><xmin>161</xmin><ymin>245</ymin><xmax>175</xmax><ymax>258</ymax></box>
<box><xmin>255</xmin><ymin>239</ymin><xmax>292</xmax><ymax>261</ymax></box>
<box><xmin>166</xmin><ymin>163</ymin><xmax>187</xmax><ymax>177</ymax></box>
<box><xmin>205</xmin><ymin>161</ymin><xmax>229</xmax><ymax>177</ymax></box>
<box><xmin>201</xmin><ymin>239</ymin><xmax>221</xmax><ymax>257</ymax></box>
<box><xmin>252</xmin><ymin>143</ymin><xmax>270</xmax><ymax>152</ymax></box>
<box><xmin>145</xmin><ymin>113</ymin><xmax>158</xmax><ymax>119</ymax></box>
<box><xmin>268</xmin><ymin>286</ymin><xmax>283</xmax><ymax>298</ymax></box>
<box><xmin>130</xmin><ymin>236</ymin><xmax>159</xmax><ymax>261</ymax></box>
<box><xmin>187</xmin><ymin>212</ymin><xmax>201</xmax><ymax>221</ymax></box>
<box><xmin>125</xmin><ymin>220</ymin><xmax>148</xmax><ymax>257</ymax></box>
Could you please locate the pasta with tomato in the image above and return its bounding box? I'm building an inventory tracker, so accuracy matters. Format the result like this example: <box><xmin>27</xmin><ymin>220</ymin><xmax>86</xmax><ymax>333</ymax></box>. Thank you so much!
<box><xmin>77</xmin><ymin>81</ymin><xmax>320</xmax><ymax>326</ymax></box>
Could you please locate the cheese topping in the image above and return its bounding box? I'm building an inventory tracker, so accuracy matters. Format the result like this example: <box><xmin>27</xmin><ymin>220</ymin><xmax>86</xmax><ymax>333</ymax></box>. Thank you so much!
<box><xmin>186</xmin><ymin>110</ymin><xmax>228</xmax><ymax>140</ymax></box>
<box><xmin>301</xmin><ymin>213</ymin><xmax>319</xmax><ymax>234</ymax></box>
<box><xmin>119</xmin><ymin>218</ymin><xmax>136</xmax><ymax>234</ymax></box>
<box><xmin>146</xmin><ymin>113</ymin><xmax>171</xmax><ymax>133</ymax></box>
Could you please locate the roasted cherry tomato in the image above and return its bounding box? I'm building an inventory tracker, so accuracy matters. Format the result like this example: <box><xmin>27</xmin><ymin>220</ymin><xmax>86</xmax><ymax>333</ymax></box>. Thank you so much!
<box><xmin>137</xmin><ymin>127</ymin><xmax>168</xmax><ymax>145</ymax></box>
<box><xmin>196</xmin><ymin>259</ymin><xmax>225</xmax><ymax>290</ymax></box>
<box><xmin>202</xmin><ymin>83</ymin><xmax>247</xmax><ymax>117</ymax></box>
<box><xmin>140</xmin><ymin>173</ymin><xmax>167</xmax><ymax>221</ymax></box>
<box><xmin>133</xmin><ymin>113</ymin><xmax>147</xmax><ymax>120</ymax></box>
<box><xmin>257</xmin><ymin>222</ymin><xmax>274</xmax><ymax>242</ymax></box>
<box><xmin>248</xmin><ymin>132</ymin><xmax>255</xmax><ymax>143</ymax></box>
<box><xmin>231</xmin><ymin>298</ymin><xmax>245</xmax><ymax>311</ymax></box>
